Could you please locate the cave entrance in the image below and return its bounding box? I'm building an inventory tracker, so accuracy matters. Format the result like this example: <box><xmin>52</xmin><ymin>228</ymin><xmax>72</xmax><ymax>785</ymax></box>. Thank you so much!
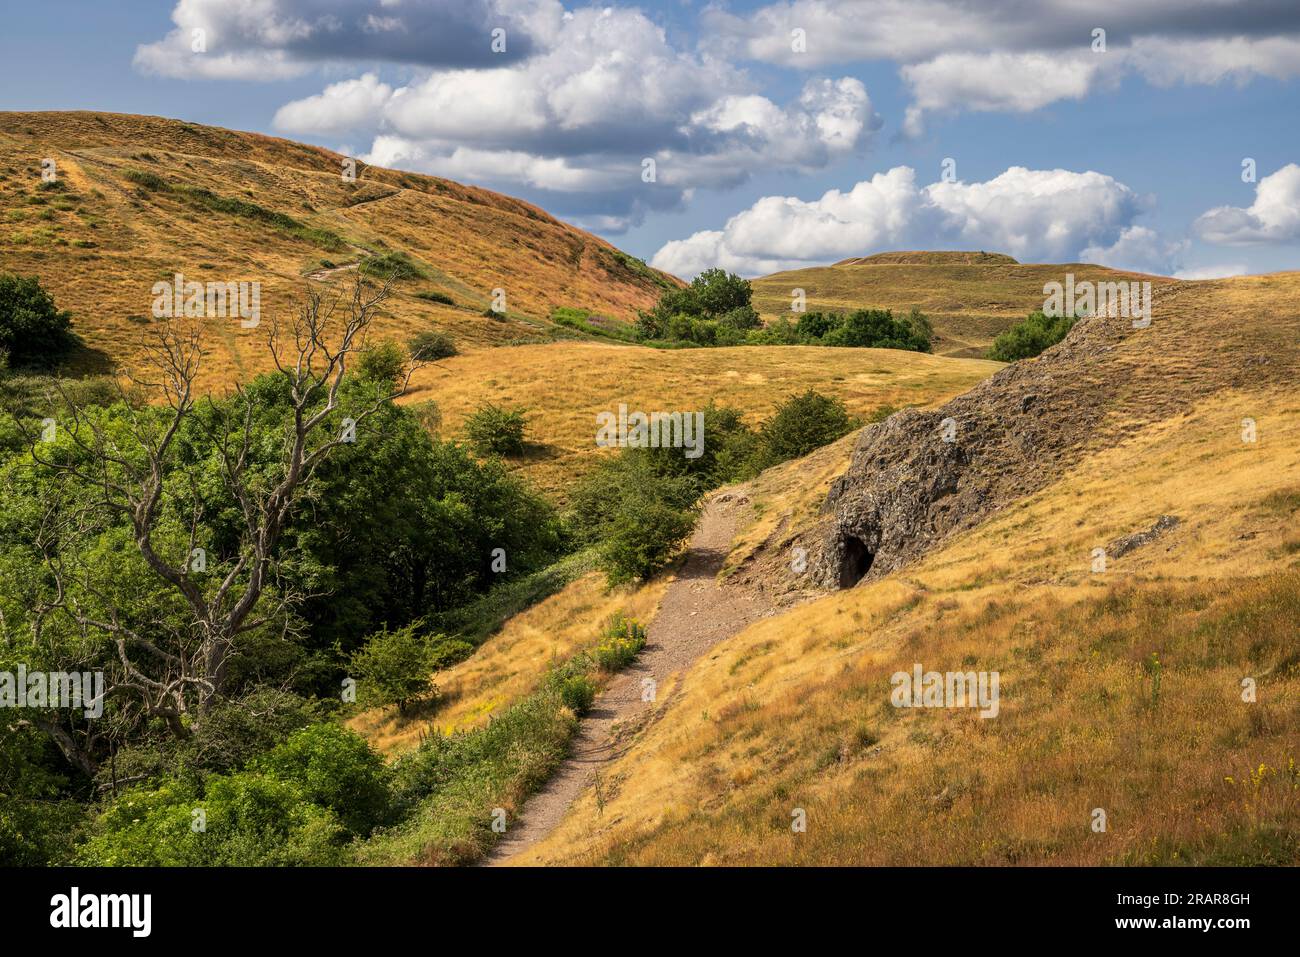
<box><xmin>838</xmin><ymin>535</ymin><xmax>875</xmax><ymax>588</ymax></box>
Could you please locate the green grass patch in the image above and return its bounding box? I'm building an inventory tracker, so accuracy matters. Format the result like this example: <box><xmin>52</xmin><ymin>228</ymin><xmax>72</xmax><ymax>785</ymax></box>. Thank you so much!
<box><xmin>550</xmin><ymin>306</ymin><xmax>639</xmax><ymax>343</ymax></box>
<box><xmin>432</xmin><ymin>548</ymin><xmax>599</xmax><ymax>646</ymax></box>
<box><xmin>121</xmin><ymin>168</ymin><xmax>346</xmax><ymax>250</ymax></box>
<box><xmin>355</xmin><ymin>608</ymin><xmax>645</xmax><ymax>865</ymax></box>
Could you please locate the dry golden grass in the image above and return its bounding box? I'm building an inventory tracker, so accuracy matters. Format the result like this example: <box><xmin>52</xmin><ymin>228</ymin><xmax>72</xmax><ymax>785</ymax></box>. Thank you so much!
<box><xmin>513</xmin><ymin>378</ymin><xmax>1300</xmax><ymax>865</ymax></box>
<box><xmin>0</xmin><ymin>111</ymin><xmax>676</xmax><ymax>392</ymax></box>
<box><xmin>404</xmin><ymin>341</ymin><xmax>1000</xmax><ymax>498</ymax></box>
<box><xmin>349</xmin><ymin>573</ymin><xmax>667</xmax><ymax>756</ymax></box>
<box><xmin>752</xmin><ymin>251</ymin><xmax>1176</xmax><ymax>357</ymax></box>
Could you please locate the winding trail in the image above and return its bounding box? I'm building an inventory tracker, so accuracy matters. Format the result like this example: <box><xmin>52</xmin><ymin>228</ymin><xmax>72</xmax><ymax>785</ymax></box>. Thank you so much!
<box><xmin>485</xmin><ymin>491</ymin><xmax>776</xmax><ymax>865</ymax></box>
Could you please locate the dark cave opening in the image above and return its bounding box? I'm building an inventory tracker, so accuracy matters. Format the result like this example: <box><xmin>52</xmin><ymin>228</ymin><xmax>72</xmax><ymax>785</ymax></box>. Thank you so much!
<box><xmin>838</xmin><ymin>535</ymin><xmax>875</xmax><ymax>588</ymax></box>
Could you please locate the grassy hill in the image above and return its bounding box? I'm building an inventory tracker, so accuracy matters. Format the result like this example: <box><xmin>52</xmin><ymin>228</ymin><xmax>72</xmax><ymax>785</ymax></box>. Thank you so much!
<box><xmin>751</xmin><ymin>250</ymin><xmax>1178</xmax><ymax>357</ymax></box>
<box><xmin>402</xmin><ymin>341</ymin><xmax>1000</xmax><ymax>499</ymax></box>
<box><xmin>0</xmin><ymin>111</ymin><xmax>678</xmax><ymax>390</ymax></box>
<box><xmin>473</xmin><ymin>272</ymin><xmax>1300</xmax><ymax>866</ymax></box>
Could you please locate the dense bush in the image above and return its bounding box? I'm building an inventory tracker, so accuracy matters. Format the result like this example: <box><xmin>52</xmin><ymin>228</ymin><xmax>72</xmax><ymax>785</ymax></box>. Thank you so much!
<box><xmin>635</xmin><ymin>270</ymin><xmax>932</xmax><ymax>353</ymax></box>
<box><xmin>599</xmin><ymin>490</ymin><xmax>700</xmax><ymax>584</ymax></box>
<box><xmin>349</xmin><ymin>621</ymin><xmax>438</xmax><ymax>713</ymax></box>
<box><xmin>757</xmin><ymin>388</ymin><xmax>859</xmax><ymax>466</ymax></box>
<box><xmin>559</xmin><ymin>674</ymin><xmax>597</xmax><ymax>714</ymax></box>
<box><xmin>354</xmin><ymin>340</ymin><xmax>408</xmax><ymax>386</ymax></box>
<box><xmin>75</xmin><ymin>721</ymin><xmax>392</xmax><ymax>866</ymax></box>
<box><xmin>0</xmin><ymin>273</ymin><xmax>74</xmax><ymax>365</ymax></box>
<box><xmin>987</xmin><ymin>310</ymin><xmax>1078</xmax><ymax>361</ymax></box>
<box><xmin>414</xmin><ymin>289</ymin><xmax>455</xmax><ymax>306</ymax></box>
<box><xmin>0</xmin><ymin>724</ymin><xmax>83</xmax><ymax>865</ymax></box>
<box><xmin>816</xmin><ymin>308</ymin><xmax>932</xmax><ymax>351</ymax></box>
<box><xmin>251</xmin><ymin>724</ymin><xmax>392</xmax><ymax>835</ymax></box>
<box><xmin>464</xmin><ymin>402</ymin><xmax>527</xmax><ymax>457</ymax></box>
<box><xmin>408</xmin><ymin>328</ymin><xmax>458</xmax><ymax>360</ymax></box>
<box><xmin>636</xmin><ymin>268</ymin><xmax>758</xmax><ymax>342</ymax></box>
<box><xmin>360</xmin><ymin>250</ymin><xmax>425</xmax><ymax>281</ymax></box>
<box><xmin>569</xmin><ymin>392</ymin><xmax>856</xmax><ymax>583</ymax></box>
<box><xmin>593</xmin><ymin>615</ymin><xmax>647</xmax><ymax>670</ymax></box>
<box><xmin>76</xmin><ymin>769</ymin><xmax>348</xmax><ymax>866</ymax></box>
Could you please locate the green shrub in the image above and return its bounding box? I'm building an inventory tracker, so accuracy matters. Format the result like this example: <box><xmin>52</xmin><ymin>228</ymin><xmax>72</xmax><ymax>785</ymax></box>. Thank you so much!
<box><xmin>354</xmin><ymin>340</ymin><xmax>407</xmax><ymax>386</ymax></box>
<box><xmin>599</xmin><ymin>492</ymin><xmax>698</xmax><ymax>585</ymax></box>
<box><xmin>427</xmin><ymin>634</ymin><xmax>475</xmax><ymax>669</ymax></box>
<box><xmin>408</xmin><ymin>328</ymin><xmax>457</xmax><ymax>361</ymax></box>
<box><xmin>758</xmin><ymin>388</ymin><xmax>858</xmax><ymax>466</ymax></box>
<box><xmin>560</xmin><ymin>674</ymin><xmax>597</xmax><ymax>714</ymax></box>
<box><xmin>987</xmin><ymin>310</ymin><xmax>1078</xmax><ymax>361</ymax></box>
<box><xmin>415</xmin><ymin>289</ymin><xmax>455</xmax><ymax>305</ymax></box>
<box><xmin>76</xmin><ymin>772</ymin><xmax>347</xmax><ymax>866</ymax></box>
<box><xmin>123</xmin><ymin>168</ymin><xmax>171</xmax><ymax>191</ymax></box>
<box><xmin>349</xmin><ymin>621</ymin><xmax>437</xmax><ymax>714</ymax></box>
<box><xmin>821</xmin><ymin>308</ymin><xmax>932</xmax><ymax>351</ymax></box>
<box><xmin>0</xmin><ymin>273</ymin><xmax>74</xmax><ymax>365</ymax></box>
<box><xmin>636</xmin><ymin>269</ymin><xmax>753</xmax><ymax>342</ymax></box>
<box><xmin>252</xmin><ymin>724</ymin><xmax>392</xmax><ymax>836</ymax></box>
<box><xmin>747</xmin><ymin>316</ymin><xmax>800</xmax><ymax>345</ymax></box>
<box><xmin>464</xmin><ymin>402</ymin><xmax>527</xmax><ymax>457</ymax></box>
<box><xmin>360</xmin><ymin>251</ymin><xmax>425</xmax><ymax>281</ymax></box>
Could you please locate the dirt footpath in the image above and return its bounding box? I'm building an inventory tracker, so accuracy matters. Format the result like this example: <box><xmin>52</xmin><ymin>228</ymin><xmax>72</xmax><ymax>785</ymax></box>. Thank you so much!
<box><xmin>485</xmin><ymin>491</ymin><xmax>774</xmax><ymax>865</ymax></box>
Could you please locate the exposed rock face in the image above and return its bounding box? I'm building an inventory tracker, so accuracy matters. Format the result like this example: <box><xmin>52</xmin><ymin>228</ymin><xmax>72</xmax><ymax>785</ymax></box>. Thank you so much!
<box><xmin>1107</xmin><ymin>515</ymin><xmax>1180</xmax><ymax>559</ymax></box>
<box><xmin>808</xmin><ymin>358</ymin><xmax>1081</xmax><ymax>588</ymax></box>
<box><xmin>808</xmin><ymin>280</ymin><xmax>1234</xmax><ymax>590</ymax></box>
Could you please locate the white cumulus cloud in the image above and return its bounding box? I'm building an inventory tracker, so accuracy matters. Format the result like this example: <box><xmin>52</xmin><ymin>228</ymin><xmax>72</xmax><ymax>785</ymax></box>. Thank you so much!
<box><xmin>135</xmin><ymin>0</ymin><xmax>559</xmax><ymax>79</ymax></box>
<box><xmin>273</xmin><ymin>7</ymin><xmax>880</xmax><ymax>230</ymax></box>
<box><xmin>652</xmin><ymin>165</ymin><xmax>1157</xmax><ymax>277</ymax></box>
<box><xmin>273</xmin><ymin>73</ymin><xmax>393</xmax><ymax>136</ymax></box>
<box><xmin>1194</xmin><ymin>164</ymin><xmax>1300</xmax><ymax>244</ymax></box>
<box><xmin>1080</xmin><ymin>226</ymin><xmax>1187</xmax><ymax>276</ymax></box>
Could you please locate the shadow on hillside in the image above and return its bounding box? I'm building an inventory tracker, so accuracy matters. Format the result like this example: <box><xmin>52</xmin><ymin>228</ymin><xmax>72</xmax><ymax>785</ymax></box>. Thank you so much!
<box><xmin>514</xmin><ymin>441</ymin><xmax>563</xmax><ymax>464</ymax></box>
<box><xmin>58</xmin><ymin>338</ymin><xmax>115</xmax><ymax>377</ymax></box>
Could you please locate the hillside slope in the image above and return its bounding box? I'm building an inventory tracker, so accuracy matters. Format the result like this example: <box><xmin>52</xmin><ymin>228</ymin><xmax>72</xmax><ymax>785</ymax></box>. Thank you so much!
<box><xmin>0</xmin><ymin>111</ymin><xmax>677</xmax><ymax>389</ymax></box>
<box><xmin>751</xmin><ymin>251</ymin><xmax>1177</xmax><ymax>357</ymax></box>
<box><xmin>401</xmin><ymin>341</ymin><xmax>1000</xmax><ymax>498</ymax></box>
<box><xmin>509</xmin><ymin>271</ymin><xmax>1300</xmax><ymax>866</ymax></box>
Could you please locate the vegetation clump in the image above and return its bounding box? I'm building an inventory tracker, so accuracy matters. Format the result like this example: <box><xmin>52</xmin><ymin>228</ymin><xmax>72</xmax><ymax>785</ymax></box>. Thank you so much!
<box><xmin>637</xmin><ymin>269</ymin><xmax>932</xmax><ymax>352</ymax></box>
<box><xmin>465</xmin><ymin>402</ymin><xmax>528</xmax><ymax>457</ymax></box>
<box><xmin>0</xmin><ymin>272</ymin><xmax>74</xmax><ymax>365</ymax></box>
<box><xmin>408</xmin><ymin>328</ymin><xmax>458</xmax><ymax>360</ymax></box>
<box><xmin>987</xmin><ymin>310</ymin><xmax>1078</xmax><ymax>361</ymax></box>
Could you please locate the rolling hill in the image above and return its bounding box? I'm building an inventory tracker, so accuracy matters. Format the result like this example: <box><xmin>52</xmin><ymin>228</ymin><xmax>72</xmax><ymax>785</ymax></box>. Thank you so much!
<box><xmin>0</xmin><ymin>111</ymin><xmax>678</xmax><ymax>390</ymax></box>
<box><xmin>751</xmin><ymin>251</ymin><xmax>1178</xmax><ymax>357</ymax></box>
<box><xmin>400</xmin><ymin>341</ymin><xmax>1000</xmax><ymax>499</ymax></box>
<box><xmin>435</xmin><ymin>271</ymin><xmax>1300</xmax><ymax>866</ymax></box>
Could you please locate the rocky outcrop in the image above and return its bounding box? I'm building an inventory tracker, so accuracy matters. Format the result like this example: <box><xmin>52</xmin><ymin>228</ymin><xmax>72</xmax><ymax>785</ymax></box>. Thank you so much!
<box><xmin>809</xmin><ymin>282</ymin><xmax>1209</xmax><ymax>590</ymax></box>
<box><xmin>1107</xmin><ymin>515</ymin><xmax>1180</xmax><ymax>559</ymax></box>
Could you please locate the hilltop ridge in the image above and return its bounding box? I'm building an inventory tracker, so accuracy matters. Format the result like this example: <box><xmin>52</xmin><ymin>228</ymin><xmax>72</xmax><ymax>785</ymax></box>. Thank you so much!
<box><xmin>753</xmin><ymin>251</ymin><xmax>1175</xmax><ymax>357</ymax></box>
<box><xmin>0</xmin><ymin>110</ymin><xmax>678</xmax><ymax>388</ymax></box>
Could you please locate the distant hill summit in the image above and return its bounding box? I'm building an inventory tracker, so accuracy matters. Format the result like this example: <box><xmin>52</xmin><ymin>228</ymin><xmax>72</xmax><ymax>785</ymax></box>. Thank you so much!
<box><xmin>753</xmin><ymin>250</ymin><xmax>1175</xmax><ymax>357</ymax></box>
<box><xmin>0</xmin><ymin>110</ymin><xmax>679</xmax><ymax>389</ymax></box>
<box><xmin>834</xmin><ymin>251</ymin><xmax>1020</xmax><ymax>266</ymax></box>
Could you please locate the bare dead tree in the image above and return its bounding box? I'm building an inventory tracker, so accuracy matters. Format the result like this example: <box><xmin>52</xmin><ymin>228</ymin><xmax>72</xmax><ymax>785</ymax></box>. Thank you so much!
<box><xmin>17</xmin><ymin>275</ymin><xmax>419</xmax><ymax>771</ymax></box>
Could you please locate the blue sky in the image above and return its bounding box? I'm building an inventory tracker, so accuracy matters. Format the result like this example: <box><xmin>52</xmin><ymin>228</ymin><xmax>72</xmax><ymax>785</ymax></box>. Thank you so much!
<box><xmin>3</xmin><ymin>0</ymin><xmax>1298</xmax><ymax>278</ymax></box>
